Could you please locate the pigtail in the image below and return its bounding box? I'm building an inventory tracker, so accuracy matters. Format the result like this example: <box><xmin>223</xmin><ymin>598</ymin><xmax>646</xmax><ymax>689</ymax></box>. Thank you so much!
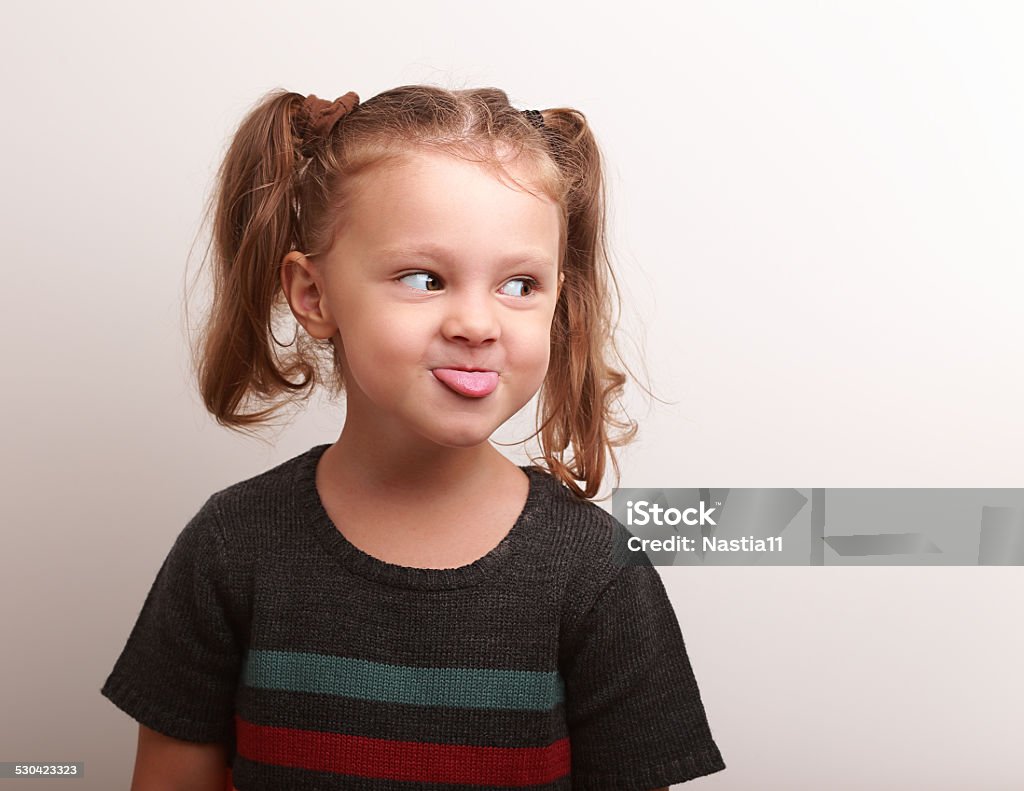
<box><xmin>533</xmin><ymin>109</ymin><xmax>639</xmax><ymax>500</ymax></box>
<box><xmin>194</xmin><ymin>90</ymin><xmax>321</xmax><ymax>429</ymax></box>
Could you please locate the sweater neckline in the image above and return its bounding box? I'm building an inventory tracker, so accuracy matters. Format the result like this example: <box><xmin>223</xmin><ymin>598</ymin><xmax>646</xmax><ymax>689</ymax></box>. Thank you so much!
<box><xmin>294</xmin><ymin>443</ymin><xmax>550</xmax><ymax>590</ymax></box>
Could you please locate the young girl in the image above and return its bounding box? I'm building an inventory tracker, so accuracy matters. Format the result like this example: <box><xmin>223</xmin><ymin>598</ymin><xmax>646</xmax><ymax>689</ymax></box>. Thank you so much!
<box><xmin>101</xmin><ymin>85</ymin><xmax>725</xmax><ymax>790</ymax></box>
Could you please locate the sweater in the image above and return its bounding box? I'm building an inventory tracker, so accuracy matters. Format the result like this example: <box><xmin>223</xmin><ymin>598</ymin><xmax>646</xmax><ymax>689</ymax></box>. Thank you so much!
<box><xmin>101</xmin><ymin>444</ymin><xmax>725</xmax><ymax>790</ymax></box>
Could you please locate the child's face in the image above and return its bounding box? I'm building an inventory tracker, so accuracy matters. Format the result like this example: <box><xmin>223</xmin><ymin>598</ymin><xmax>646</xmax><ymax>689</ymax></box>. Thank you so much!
<box><xmin>293</xmin><ymin>150</ymin><xmax>562</xmax><ymax>451</ymax></box>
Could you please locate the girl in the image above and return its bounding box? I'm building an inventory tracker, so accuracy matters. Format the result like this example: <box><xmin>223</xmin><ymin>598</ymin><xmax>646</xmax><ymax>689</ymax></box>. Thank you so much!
<box><xmin>101</xmin><ymin>85</ymin><xmax>725</xmax><ymax>790</ymax></box>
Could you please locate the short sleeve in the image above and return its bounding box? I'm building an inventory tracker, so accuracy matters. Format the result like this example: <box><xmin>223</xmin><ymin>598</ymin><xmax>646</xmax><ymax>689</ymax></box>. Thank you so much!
<box><xmin>560</xmin><ymin>563</ymin><xmax>726</xmax><ymax>790</ymax></box>
<box><xmin>100</xmin><ymin>497</ymin><xmax>244</xmax><ymax>744</ymax></box>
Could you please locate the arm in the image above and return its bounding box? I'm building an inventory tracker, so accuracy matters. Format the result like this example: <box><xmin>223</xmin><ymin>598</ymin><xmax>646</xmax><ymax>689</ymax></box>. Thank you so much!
<box><xmin>561</xmin><ymin>557</ymin><xmax>725</xmax><ymax>787</ymax></box>
<box><xmin>101</xmin><ymin>503</ymin><xmax>244</xmax><ymax>791</ymax></box>
<box><xmin>129</xmin><ymin>725</ymin><xmax>228</xmax><ymax>791</ymax></box>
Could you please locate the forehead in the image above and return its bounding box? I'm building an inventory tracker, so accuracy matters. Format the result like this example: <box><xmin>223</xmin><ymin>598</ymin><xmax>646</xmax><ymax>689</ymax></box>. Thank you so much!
<box><xmin>340</xmin><ymin>150</ymin><xmax>560</xmax><ymax>251</ymax></box>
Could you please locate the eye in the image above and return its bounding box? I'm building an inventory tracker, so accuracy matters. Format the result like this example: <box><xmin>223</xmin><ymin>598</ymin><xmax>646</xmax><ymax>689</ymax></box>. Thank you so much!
<box><xmin>500</xmin><ymin>278</ymin><xmax>537</xmax><ymax>298</ymax></box>
<box><xmin>399</xmin><ymin>272</ymin><xmax>443</xmax><ymax>292</ymax></box>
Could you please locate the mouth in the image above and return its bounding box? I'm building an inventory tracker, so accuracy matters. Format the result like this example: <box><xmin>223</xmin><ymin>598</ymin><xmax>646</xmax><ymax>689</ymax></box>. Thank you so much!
<box><xmin>431</xmin><ymin>368</ymin><xmax>499</xmax><ymax>398</ymax></box>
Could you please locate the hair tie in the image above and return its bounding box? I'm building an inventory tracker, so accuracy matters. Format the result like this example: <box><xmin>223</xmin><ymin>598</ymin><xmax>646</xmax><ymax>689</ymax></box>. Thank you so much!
<box><xmin>295</xmin><ymin>92</ymin><xmax>360</xmax><ymax>157</ymax></box>
<box><xmin>522</xmin><ymin>109</ymin><xmax>545</xmax><ymax>130</ymax></box>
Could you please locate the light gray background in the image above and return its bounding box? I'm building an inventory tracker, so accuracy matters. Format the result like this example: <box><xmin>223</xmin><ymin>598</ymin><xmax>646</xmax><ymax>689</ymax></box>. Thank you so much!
<box><xmin>1</xmin><ymin>1</ymin><xmax>1021</xmax><ymax>789</ymax></box>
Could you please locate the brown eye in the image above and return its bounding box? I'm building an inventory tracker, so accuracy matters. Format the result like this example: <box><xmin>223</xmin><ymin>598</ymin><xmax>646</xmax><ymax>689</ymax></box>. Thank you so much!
<box><xmin>500</xmin><ymin>278</ymin><xmax>536</xmax><ymax>297</ymax></box>
<box><xmin>400</xmin><ymin>272</ymin><xmax>442</xmax><ymax>291</ymax></box>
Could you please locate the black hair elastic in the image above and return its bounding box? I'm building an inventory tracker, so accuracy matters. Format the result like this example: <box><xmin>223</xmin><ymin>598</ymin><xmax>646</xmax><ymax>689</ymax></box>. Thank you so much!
<box><xmin>522</xmin><ymin>109</ymin><xmax>545</xmax><ymax>130</ymax></box>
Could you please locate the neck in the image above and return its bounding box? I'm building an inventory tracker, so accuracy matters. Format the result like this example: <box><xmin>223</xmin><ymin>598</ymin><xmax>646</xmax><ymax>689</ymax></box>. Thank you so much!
<box><xmin>321</xmin><ymin>419</ymin><xmax>517</xmax><ymax>506</ymax></box>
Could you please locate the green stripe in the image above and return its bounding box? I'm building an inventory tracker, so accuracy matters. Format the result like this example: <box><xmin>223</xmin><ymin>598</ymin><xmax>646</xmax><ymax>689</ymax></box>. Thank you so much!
<box><xmin>243</xmin><ymin>650</ymin><xmax>565</xmax><ymax>710</ymax></box>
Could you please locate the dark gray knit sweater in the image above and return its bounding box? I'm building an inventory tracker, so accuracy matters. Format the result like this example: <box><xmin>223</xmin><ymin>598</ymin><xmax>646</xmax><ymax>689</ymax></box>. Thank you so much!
<box><xmin>101</xmin><ymin>444</ymin><xmax>725</xmax><ymax>790</ymax></box>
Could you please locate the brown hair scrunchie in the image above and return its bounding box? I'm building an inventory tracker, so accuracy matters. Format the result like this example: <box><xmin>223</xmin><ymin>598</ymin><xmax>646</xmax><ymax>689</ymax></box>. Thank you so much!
<box><xmin>295</xmin><ymin>92</ymin><xmax>360</xmax><ymax>157</ymax></box>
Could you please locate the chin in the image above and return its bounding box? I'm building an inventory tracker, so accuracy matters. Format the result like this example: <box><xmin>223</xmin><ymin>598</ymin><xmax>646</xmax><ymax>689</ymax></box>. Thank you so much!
<box><xmin>430</xmin><ymin>432</ymin><xmax>493</xmax><ymax>449</ymax></box>
<box><xmin>421</xmin><ymin>422</ymin><xmax>498</xmax><ymax>449</ymax></box>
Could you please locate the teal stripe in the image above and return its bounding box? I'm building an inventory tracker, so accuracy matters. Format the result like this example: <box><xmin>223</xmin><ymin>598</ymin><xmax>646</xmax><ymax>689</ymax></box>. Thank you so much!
<box><xmin>243</xmin><ymin>650</ymin><xmax>564</xmax><ymax>711</ymax></box>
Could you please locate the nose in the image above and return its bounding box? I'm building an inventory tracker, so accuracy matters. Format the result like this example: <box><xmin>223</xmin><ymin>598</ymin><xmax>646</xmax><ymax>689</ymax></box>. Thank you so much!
<box><xmin>440</xmin><ymin>289</ymin><xmax>500</xmax><ymax>346</ymax></box>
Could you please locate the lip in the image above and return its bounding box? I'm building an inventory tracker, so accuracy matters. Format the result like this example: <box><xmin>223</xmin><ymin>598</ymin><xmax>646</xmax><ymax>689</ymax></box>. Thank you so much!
<box><xmin>431</xmin><ymin>367</ymin><xmax>499</xmax><ymax>398</ymax></box>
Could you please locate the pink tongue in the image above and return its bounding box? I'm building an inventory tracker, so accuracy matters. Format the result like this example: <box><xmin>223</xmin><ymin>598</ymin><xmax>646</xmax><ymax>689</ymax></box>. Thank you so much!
<box><xmin>434</xmin><ymin>369</ymin><xmax>498</xmax><ymax>397</ymax></box>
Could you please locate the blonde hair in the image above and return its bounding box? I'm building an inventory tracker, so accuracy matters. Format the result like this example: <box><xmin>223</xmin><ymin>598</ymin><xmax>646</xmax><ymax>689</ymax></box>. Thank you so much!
<box><xmin>190</xmin><ymin>85</ymin><xmax>642</xmax><ymax>498</ymax></box>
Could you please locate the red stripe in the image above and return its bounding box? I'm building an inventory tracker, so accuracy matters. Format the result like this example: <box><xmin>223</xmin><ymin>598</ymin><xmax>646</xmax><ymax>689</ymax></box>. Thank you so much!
<box><xmin>234</xmin><ymin>715</ymin><xmax>570</xmax><ymax>786</ymax></box>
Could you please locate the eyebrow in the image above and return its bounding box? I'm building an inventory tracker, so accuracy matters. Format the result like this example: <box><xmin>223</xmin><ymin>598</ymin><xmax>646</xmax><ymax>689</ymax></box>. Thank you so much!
<box><xmin>373</xmin><ymin>243</ymin><xmax>556</xmax><ymax>269</ymax></box>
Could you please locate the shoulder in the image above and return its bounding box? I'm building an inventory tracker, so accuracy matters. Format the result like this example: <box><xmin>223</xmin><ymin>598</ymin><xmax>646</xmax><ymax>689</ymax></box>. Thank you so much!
<box><xmin>187</xmin><ymin>444</ymin><xmax>326</xmax><ymax>564</ymax></box>
<box><xmin>205</xmin><ymin>445</ymin><xmax>315</xmax><ymax>514</ymax></box>
<box><xmin>523</xmin><ymin>465</ymin><xmax>651</xmax><ymax>625</ymax></box>
<box><xmin>525</xmin><ymin>464</ymin><xmax>647</xmax><ymax>567</ymax></box>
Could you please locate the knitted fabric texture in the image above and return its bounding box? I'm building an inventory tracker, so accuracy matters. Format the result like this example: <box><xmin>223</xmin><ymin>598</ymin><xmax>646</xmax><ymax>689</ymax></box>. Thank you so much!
<box><xmin>101</xmin><ymin>444</ymin><xmax>725</xmax><ymax>790</ymax></box>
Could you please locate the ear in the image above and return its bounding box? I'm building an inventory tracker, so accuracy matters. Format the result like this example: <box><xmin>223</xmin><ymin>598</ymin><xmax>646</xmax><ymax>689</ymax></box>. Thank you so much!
<box><xmin>557</xmin><ymin>270</ymin><xmax>565</xmax><ymax>298</ymax></box>
<box><xmin>280</xmin><ymin>251</ymin><xmax>336</xmax><ymax>340</ymax></box>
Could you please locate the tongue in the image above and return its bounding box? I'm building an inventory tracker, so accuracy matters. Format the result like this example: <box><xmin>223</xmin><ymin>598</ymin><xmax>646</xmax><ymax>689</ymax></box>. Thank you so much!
<box><xmin>433</xmin><ymin>369</ymin><xmax>498</xmax><ymax>397</ymax></box>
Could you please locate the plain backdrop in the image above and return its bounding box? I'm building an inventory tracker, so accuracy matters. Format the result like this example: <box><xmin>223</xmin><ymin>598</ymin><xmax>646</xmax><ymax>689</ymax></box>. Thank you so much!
<box><xmin>1</xmin><ymin>1</ymin><xmax>1022</xmax><ymax>789</ymax></box>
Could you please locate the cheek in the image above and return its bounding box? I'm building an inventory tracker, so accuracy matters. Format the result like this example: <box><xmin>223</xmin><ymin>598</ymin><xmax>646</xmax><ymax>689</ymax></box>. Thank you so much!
<box><xmin>509</xmin><ymin>322</ymin><xmax>554</xmax><ymax>375</ymax></box>
<box><xmin>334</xmin><ymin>291</ymin><xmax>385</xmax><ymax>340</ymax></box>
<box><xmin>337</xmin><ymin>306</ymin><xmax>426</xmax><ymax>370</ymax></box>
